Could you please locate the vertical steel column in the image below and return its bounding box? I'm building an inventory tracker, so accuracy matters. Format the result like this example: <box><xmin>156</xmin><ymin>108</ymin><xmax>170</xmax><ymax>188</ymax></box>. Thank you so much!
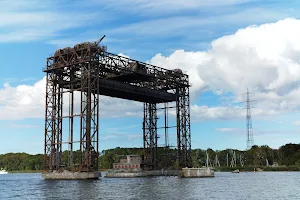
<box><xmin>176</xmin><ymin>86</ymin><xmax>192</xmax><ymax>168</ymax></box>
<box><xmin>79</xmin><ymin>81</ymin><xmax>85</xmax><ymax>165</ymax></box>
<box><xmin>44</xmin><ymin>72</ymin><xmax>54</xmax><ymax>170</ymax></box>
<box><xmin>68</xmin><ymin>68</ymin><xmax>74</xmax><ymax>170</ymax></box>
<box><xmin>79</xmin><ymin>49</ymin><xmax>100</xmax><ymax>172</ymax></box>
<box><xmin>80</xmin><ymin>62</ymin><xmax>89</xmax><ymax>171</ymax></box>
<box><xmin>90</xmin><ymin>54</ymin><xmax>100</xmax><ymax>171</ymax></box>
<box><xmin>56</xmin><ymin>81</ymin><xmax>63</xmax><ymax>169</ymax></box>
<box><xmin>85</xmin><ymin>63</ymin><xmax>92</xmax><ymax>170</ymax></box>
<box><xmin>164</xmin><ymin>103</ymin><xmax>169</xmax><ymax>147</ymax></box>
<box><xmin>143</xmin><ymin>102</ymin><xmax>158</xmax><ymax>170</ymax></box>
<box><xmin>44</xmin><ymin>71</ymin><xmax>62</xmax><ymax>171</ymax></box>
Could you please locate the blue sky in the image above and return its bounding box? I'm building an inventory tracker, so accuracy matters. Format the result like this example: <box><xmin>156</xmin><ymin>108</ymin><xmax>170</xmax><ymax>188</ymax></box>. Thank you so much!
<box><xmin>1</xmin><ymin>0</ymin><xmax>300</xmax><ymax>154</ymax></box>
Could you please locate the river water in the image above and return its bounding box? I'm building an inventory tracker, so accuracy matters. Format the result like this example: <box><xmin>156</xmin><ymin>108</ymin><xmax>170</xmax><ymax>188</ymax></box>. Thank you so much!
<box><xmin>0</xmin><ymin>172</ymin><xmax>299</xmax><ymax>199</ymax></box>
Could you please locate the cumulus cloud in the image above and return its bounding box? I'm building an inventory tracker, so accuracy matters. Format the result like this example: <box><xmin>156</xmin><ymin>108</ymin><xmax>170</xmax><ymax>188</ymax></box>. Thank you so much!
<box><xmin>199</xmin><ymin>18</ymin><xmax>300</xmax><ymax>96</ymax></box>
<box><xmin>150</xmin><ymin>51</ymin><xmax>207</xmax><ymax>100</ymax></box>
<box><xmin>150</xmin><ymin>18</ymin><xmax>300</xmax><ymax>117</ymax></box>
<box><xmin>0</xmin><ymin>78</ymin><xmax>45</xmax><ymax>120</ymax></box>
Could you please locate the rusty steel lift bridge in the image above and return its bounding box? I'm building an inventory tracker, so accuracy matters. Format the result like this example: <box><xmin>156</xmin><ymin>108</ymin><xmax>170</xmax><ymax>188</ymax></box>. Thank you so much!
<box><xmin>43</xmin><ymin>36</ymin><xmax>192</xmax><ymax>172</ymax></box>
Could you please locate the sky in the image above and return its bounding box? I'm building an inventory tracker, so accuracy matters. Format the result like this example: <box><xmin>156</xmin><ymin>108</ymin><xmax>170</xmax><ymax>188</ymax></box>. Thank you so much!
<box><xmin>1</xmin><ymin>0</ymin><xmax>300</xmax><ymax>154</ymax></box>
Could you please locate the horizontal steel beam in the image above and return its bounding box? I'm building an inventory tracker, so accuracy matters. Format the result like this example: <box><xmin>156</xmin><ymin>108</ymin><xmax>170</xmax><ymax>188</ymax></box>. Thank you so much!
<box><xmin>61</xmin><ymin>79</ymin><xmax>177</xmax><ymax>103</ymax></box>
<box><xmin>98</xmin><ymin>79</ymin><xmax>176</xmax><ymax>103</ymax></box>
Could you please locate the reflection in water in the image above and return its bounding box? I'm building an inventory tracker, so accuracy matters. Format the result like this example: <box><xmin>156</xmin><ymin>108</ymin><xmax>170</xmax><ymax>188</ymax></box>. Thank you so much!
<box><xmin>0</xmin><ymin>172</ymin><xmax>300</xmax><ymax>200</ymax></box>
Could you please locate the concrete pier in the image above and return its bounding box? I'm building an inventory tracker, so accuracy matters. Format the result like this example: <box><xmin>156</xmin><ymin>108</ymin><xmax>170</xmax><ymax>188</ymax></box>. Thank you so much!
<box><xmin>181</xmin><ymin>167</ymin><xmax>214</xmax><ymax>178</ymax></box>
<box><xmin>42</xmin><ymin>170</ymin><xmax>101</xmax><ymax>180</ymax></box>
<box><xmin>105</xmin><ymin>169</ymin><xmax>180</xmax><ymax>178</ymax></box>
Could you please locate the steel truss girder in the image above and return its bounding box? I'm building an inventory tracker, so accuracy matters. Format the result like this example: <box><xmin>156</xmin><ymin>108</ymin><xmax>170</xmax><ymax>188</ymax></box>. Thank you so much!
<box><xmin>45</xmin><ymin>49</ymin><xmax>189</xmax><ymax>91</ymax></box>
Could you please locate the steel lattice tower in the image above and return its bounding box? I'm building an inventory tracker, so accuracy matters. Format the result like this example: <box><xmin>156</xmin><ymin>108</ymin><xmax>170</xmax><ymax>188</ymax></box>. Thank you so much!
<box><xmin>246</xmin><ymin>88</ymin><xmax>254</xmax><ymax>150</ymax></box>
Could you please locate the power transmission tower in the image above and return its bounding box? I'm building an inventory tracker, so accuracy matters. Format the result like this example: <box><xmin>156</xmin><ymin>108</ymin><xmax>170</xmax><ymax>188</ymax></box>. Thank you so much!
<box><xmin>244</xmin><ymin>88</ymin><xmax>255</xmax><ymax>150</ymax></box>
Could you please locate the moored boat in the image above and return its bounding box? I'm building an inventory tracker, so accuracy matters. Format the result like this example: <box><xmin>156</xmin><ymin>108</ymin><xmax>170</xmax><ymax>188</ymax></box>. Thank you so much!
<box><xmin>232</xmin><ymin>169</ymin><xmax>239</xmax><ymax>173</ymax></box>
<box><xmin>0</xmin><ymin>169</ymin><xmax>8</xmax><ymax>174</ymax></box>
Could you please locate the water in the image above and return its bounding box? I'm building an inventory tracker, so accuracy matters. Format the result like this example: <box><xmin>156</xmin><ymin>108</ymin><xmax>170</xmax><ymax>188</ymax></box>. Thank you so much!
<box><xmin>0</xmin><ymin>172</ymin><xmax>300</xmax><ymax>200</ymax></box>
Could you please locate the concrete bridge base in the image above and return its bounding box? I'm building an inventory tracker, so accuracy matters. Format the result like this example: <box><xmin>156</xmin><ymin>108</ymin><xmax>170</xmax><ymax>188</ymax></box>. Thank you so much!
<box><xmin>105</xmin><ymin>169</ymin><xmax>180</xmax><ymax>178</ymax></box>
<box><xmin>42</xmin><ymin>170</ymin><xmax>101</xmax><ymax>180</ymax></box>
<box><xmin>181</xmin><ymin>167</ymin><xmax>214</xmax><ymax>178</ymax></box>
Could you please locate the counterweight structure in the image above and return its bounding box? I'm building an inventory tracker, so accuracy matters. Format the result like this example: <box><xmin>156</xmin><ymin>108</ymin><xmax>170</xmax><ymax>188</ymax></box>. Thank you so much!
<box><xmin>43</xmin><ymin>37</ymin><xmax>192</xmax><ymax>172</ymax></box>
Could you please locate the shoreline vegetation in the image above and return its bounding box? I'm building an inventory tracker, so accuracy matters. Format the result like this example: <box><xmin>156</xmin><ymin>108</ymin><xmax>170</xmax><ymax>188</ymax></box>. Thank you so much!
<box><xmin>3</xmin><ymin>168</ymin><xmax>300</xmax><ymax>173</ymax></box>
<box><xmin>6</xmin><ymin>167</ymin><xmax>300</xmax><ymax>173</ymax></box>
<box><xmin>1</xmin><ymin>143</ymin><xmax>300</xmax><ymax>172</ymax></box>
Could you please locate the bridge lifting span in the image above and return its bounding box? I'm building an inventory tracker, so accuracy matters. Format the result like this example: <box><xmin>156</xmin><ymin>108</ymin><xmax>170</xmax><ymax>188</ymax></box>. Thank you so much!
<box><xmin>43</xmin><ymin>38</ymin><xmax>192</xmax><ymax>172</ymax></box>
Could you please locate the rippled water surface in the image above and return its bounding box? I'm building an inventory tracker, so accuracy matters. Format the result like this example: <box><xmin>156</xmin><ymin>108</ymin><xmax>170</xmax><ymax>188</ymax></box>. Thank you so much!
<box><xmin>0</xmin><ymin>172</ymin><xmax>300</xmax><ymax>199</ymax></box>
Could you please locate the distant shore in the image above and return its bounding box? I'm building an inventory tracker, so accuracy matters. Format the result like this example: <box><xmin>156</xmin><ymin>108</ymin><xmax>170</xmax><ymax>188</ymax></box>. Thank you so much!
<box><xmin>8</xmin><ymin>169</ymin><xmax>110</xmax><ymax>173</ymax></box>
<box><xmin>8</xmin><ymin>170</ymin><xmax>42</xmax><ymax>173</ymax></box>
<box><xmin>5</xmin><ymin>167</ymin><xmax>300</xmax><ymax>174</ymax></box>
<box><xmin>215</xmin><ymin>166</ymin><xmax>300</xmax><ymax>172</ymax></box>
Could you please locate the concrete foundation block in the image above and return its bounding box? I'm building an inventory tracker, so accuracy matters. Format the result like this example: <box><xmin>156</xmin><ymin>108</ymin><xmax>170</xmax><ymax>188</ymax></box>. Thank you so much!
<box><xmin>181</xmin><ymin>167</ymin><xmax>214</xmax><ymax>178</ymax></box>
<box><xmin>42</xmin><ymin>170</ymin><xmax>101</xmax><ymax>180</ymax></box>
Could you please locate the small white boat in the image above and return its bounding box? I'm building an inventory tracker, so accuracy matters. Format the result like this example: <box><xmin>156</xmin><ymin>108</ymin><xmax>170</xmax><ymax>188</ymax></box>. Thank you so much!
<box><xmin>232</xmin><ymin>169</ymin><xmax>239</xmax><ymax>173</ymax></box>
<box><xmin>0</xmin><ymin>169</ymin><xmax>8</xmax><ymax>174</ymax></box>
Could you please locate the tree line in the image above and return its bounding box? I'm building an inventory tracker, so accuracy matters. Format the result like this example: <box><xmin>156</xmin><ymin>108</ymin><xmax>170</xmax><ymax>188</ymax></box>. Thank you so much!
<box><xmin>0</xmin><ymin>143</ymin><xmax>300</xmax><ymax>171</ymax></box>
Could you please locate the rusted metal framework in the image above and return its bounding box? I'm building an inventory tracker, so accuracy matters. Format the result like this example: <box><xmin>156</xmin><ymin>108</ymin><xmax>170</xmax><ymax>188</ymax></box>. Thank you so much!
<box><xmin>176</xmin><ymin>86</ymin><xmax>192</xmax><ymax>168</ymax></box>
<box><xmin>43</xmin><ymin>39</ymin><xmax>191</xmax><ymax>172</ymax></box>
<box><xmin>44</xmin><ymin>46</ymin><xmax>100</xmax><ymax>172</ymax></box>
<box><xmin>143</xmin><ymin>103</ymin><xmax>158</xmax><ymax>170</ymax></box>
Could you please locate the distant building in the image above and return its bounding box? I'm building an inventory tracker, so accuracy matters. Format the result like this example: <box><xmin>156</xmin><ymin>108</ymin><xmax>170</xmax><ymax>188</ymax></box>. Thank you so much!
<box><xmin>113</xmin><ymin>155</ymin><xmax>142</xmax><ymax>172</ymax></box>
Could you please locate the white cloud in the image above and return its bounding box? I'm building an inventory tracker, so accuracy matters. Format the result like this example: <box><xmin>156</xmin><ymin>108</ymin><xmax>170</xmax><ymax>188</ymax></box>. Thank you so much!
<box><xmin>200</xmin><ymin>18</ymin><xmax>300</xmax><ymax>94</ymax></box>
<box><xmin>0</xmin><ymin>78</ymin><xmax>45</xmax><ymax>120</ymax></box>
<box><xmin>150</xmin><ymin>18</ymin><xmax>300</xmax><ymax>117</ymax></box>
<box><xmin>150</xmin><ymin>50</ymin><xmax>207</xmax><ymax>100</ymax></box>
<box><xmin>292</xmin><ymin>121</ymin><xmax>300</xmax><ymax>126</ymax></box>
